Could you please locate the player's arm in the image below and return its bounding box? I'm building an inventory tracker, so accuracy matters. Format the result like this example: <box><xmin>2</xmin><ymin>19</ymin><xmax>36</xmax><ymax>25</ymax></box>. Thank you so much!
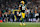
<box><xmin>26</xmin><ymin>7</ymin><xmax>27</xmax><ymax>10</ymax></box>
<box><xmin>25</xmin><ymin>5</ymin><xmax>27</xmax><ymax>10</ymax></box>
<box><xmin>19</xmin><ymin>5</ymin><xmax>21</xmax><ymax>10</ymax></box>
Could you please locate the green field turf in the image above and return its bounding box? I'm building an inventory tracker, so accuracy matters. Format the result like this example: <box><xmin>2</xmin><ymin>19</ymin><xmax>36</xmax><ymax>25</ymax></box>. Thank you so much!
<box><xmin>0</xmin><ymin>22</ymin><xmax>40</xmax><ymax>27</ymax></box>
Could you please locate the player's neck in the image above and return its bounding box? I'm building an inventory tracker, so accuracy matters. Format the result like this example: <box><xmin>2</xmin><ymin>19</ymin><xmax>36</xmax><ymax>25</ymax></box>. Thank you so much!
<box><xmin>22</xmin><ymin>5</ymin><xmax>24</xmax><ymax>6</ymax></box>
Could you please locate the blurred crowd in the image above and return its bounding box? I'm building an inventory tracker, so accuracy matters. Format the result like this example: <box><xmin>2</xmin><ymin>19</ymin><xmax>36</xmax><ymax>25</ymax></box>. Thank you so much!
<box><xmin>0</xmin><ymin>0</ymin><xmax>40</xmax><ymax>22</ymax></box>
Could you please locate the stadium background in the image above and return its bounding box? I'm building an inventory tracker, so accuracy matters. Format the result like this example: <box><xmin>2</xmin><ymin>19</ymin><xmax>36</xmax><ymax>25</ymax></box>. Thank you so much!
<box><xmin>0</xmin><ymin>0</ymin><xmax>40</xmax><ymax>22</ymax></box>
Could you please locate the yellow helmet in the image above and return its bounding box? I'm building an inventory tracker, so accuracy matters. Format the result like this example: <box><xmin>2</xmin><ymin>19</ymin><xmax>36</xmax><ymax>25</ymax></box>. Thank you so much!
<box><xmin>20</xmin><ymin>1</ymin><xmax>25</xmax><ymax>4</ymax></box>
